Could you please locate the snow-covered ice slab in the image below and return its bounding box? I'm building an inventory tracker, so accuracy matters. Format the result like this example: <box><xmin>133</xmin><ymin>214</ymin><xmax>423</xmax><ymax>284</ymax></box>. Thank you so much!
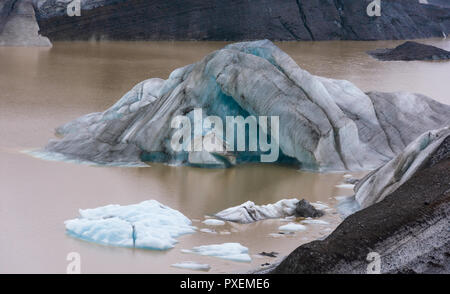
<box><xmin>215</xmin><ymin>199</ymin><xmax>299</xmax><ymax>224</ymax></box>
<box><xmin>65</xmin><ymin>200</ymin><xmax>196</xmax><ymax>250</ymax></box>
<box><xmin>182</xmin><ymin>243</ymin><xmax>251</xmax><ymax>262</ymax></box>
<box><xmin>171</xmin><ymin>262</ymin><xmax>211</xmax><ymax>271</ymax></box>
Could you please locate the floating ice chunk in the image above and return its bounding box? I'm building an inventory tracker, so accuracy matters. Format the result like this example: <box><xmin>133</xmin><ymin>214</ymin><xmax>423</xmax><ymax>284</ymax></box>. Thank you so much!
<box><xmin>202</xmin><ymin>219</ymin><xmax>225</xmax><ymax>226</ymax></box>
<box><xmin>200</xmin><ymin>228</ymin><xmax>217</xmax><ymax>234</ymax></box>
<box><xmin>215</xmin><ymin>199</ymin><xmax>299</xmax><ymax>224</ymax></box>
<box><xmin>301</xmin><ymin>219</ymin><xmax>330</xmax><ymax>225</ymax></box>
<box><xmin>278</xmin><ymin>223</ymin><xmax>307</xmax><ymax>232</ymax></box>
<box><xmin>280</xmin><ymin>216</ymin><xmax>296</xmax><ymax>222</ymax></box>
<box><xmin>310</xmin><ymin>202</ymin><xmax>329</xmax><ymax>210</ymax></box>
<box><xmin>269</xmin><ymin>233</ymin><xmax>285</xmax><ymax>238</ymax></box>
<box><xmin>171</xmin><ymin>262</ymin><xmax>211</xmax><ymax>272</ymax></box>
<box><xmin>65</xmin><ymin>200</ymin><xmax>196</xmax><ymax>250</ymax></box>
<box><xmin>343</xmin><ymin>174</ymin><xmax>353</xmax><ymax>178</ymax></box>
<box><xmin>335</xmin><ymin>183</ymin><xmax>355</xmax><ymax>189</ymax></box>
<box><xmin>182</xmin><ymin>243</ymin><xmax>251</xmax><ymax>262</ymax></box>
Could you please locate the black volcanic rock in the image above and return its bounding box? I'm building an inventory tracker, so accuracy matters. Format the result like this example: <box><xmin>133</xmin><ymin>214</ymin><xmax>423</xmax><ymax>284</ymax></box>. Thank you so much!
<box><xmin>369</xmin><ymin>41</ymin><xmax>450</xmax><ymax>61</ymax></box>
<box><xmin>33</xmin><ymin>0</ymin><xmax>450</xmax><ymax>41</ymax></box>
<box><xmin>295</xmin><ymin>199</ymin><xmax>324</xmax><ymax>218</ymax></box>
<box><xmin>272</xmin><ymin>136</ymin><xmax>450</xmax><ymax>274</ymax></box>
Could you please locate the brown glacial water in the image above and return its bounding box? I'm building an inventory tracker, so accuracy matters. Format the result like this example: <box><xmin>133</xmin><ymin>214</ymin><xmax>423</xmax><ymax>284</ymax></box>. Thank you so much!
<box><xmin>0</xmin><ymin>39</ymin><xmax>449</xmax><ymax>274</ymax></box>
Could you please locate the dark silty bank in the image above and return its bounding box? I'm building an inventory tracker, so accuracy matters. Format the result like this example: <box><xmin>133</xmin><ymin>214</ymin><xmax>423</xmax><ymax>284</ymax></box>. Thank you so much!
<box><xmin>369</xmin><ymin>41</ymin><xmax>450</xmax><ymax>61</ymax></box>
<box><xmin>273</xmin><ymin>135</ymin><xmax>450</xmax><ymax>274</ymax></box>
<box><xmin>32</xmin><ymin>0</ymin><xmax>450</xmax><ymax>41</ymax></box>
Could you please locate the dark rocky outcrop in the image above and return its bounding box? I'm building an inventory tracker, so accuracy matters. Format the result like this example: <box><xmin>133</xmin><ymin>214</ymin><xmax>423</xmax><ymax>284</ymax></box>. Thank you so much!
<box><xmin>295</xmin><ymin>199</ymin><xmax>324</xmax><ymax>218</ymax></box>
<box><xmin>369</xmin><ymin>41</ymin><xmax>450</xmax><ymax>61</ymax></box>
<box><xmin>273</xmin><ymin>133</ymin><xmax>450</xmax><ymax>274</ymax></box>
<box><xmin>33</xmin><ymin>0</ymin><xmax>450</xmax><ymax>41</ymax></box>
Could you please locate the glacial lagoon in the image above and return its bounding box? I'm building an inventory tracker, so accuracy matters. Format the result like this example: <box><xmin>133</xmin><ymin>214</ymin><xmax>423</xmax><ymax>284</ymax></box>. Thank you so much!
<box><xmin>1</xmin><ymin>39</ymin><xmax>449</xmax><ymax>273</ymax></box>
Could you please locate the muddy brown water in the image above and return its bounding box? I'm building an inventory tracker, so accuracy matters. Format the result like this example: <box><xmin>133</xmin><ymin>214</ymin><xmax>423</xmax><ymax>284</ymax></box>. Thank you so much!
<box><xmin>1</xmin><ymin>39</ymin><xmax>449</xmax><ymax>273</ymax></box>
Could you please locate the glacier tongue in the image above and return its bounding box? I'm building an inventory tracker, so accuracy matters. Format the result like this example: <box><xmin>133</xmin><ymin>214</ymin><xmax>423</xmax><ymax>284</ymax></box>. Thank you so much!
<box><xmin>65</xmin><ymin>200</ymin><xmax>196</xmax><ymax>250</ymax></box>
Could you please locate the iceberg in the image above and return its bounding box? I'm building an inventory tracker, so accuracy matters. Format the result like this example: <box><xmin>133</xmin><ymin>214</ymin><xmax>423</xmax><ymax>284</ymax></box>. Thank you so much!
<box><xmin>181</xmin><ymin>243</ymin><xmax>251</xmax><ymax>262</ymax></box>
<box><xmin>65</xmin><ymin>200</ymin><xmax>196</xmax><ymax>250</ymax></box>
<box><xmin>42</xmin><ymin>40</ymin><xmax>450</xmax><ymax>171</ymax></box>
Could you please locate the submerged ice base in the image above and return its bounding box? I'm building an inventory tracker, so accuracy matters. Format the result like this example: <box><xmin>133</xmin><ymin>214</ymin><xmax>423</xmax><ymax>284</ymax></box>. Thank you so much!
<box><xmin>65</xmin><ymin>200</ymin><xmax>196</xmax><ymax>250</ymax></box>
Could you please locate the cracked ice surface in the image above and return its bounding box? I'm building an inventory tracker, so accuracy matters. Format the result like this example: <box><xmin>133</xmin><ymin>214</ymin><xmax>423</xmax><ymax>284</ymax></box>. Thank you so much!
<box><xmin>182</xmin><ymin>243</ymin><xmax>251</xmax><ymax>262</ymax></box>
<box><xmin>65</xmin><ymin>200</ymin><xmax>196</xmax><ymax>250</ymax></box>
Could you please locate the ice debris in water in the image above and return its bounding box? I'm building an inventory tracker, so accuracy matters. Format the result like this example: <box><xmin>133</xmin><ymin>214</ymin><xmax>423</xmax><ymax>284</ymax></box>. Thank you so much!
<box><xmin>202</xmin><ymin>219</ymin><xmax>226</xmax><ymax>226</ymax></box>
<box><xmin>64</xmin><ymin>200</ymin><xmax>196</xmax><ymax>250</ymax></box>
<box><xmin>182</xmin><ymin>243</ymin><xmax>251</xmax><ymax>262</ymax></box>
<box><xmin>301</xmin><ymin>219</ymin><xmax>330</xmax><ymax>225</ymax></box>
<box><xmin>171</xmin><ymin>262</ymin><xmax>211</xmax><ymax>272</ymax></box>
<box><xmin>335</xmin><ymin>183</ymin><xmax>355</xmax><ymax>189</ymax></box>
<box><xmin>278</xmin><ymin>223</ymin><xmax>307</xmax><ymax>232</ymax></box>
<box><xmin>310</xmin><ymin>202</ymin><xmax>329</xmax><ymax>210</ymax></box>
<box><xmin>200</xmin><ymin>228</ymin><xmax>218</xmax><ymax>234</ymax></box>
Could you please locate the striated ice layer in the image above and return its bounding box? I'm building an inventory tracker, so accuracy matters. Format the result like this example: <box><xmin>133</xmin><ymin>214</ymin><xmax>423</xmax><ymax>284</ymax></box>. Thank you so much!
<box><xmin>182</xmin><ymin>243</ymin><xmax>251</xmax><ymax>262</ymax></box>
<box><xmin>354</xmin><ymin>127</ymin><xmax>450</xmax><ymax>209</ymax></box>
<box><xmin>65</xmin><ymin>200</ymin><xmax>196</xmax><ymax>250</ymax></box>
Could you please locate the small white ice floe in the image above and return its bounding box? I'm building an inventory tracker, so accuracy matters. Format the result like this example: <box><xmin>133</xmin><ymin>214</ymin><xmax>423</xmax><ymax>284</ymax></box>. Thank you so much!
<box><xmin>171</xmin><ymin>262</ymin><xmax>211</xmax><ymax>272</ymax></box>
<box><xmin>202</xmin><ymin>219</ymin><xmax>225</xmax><ymax>226</ymax></box>
<box><xmin>301</xmin><ymin>219</ymin><xmax>329</xmax><ymax>225</ymax></box>
<box><xmin>335</xmin><ymin>183</ymin><xmax>355</xmax><ymax>189</ymax></box>
<box><xmin>182</xmin><ymin>243</ymin><xmax>251</xmax><ymax>262</ymax></box>
<box><xmin>64</xmin><ymin>200</ymin><xmax>196</xmax><ymax>250</ymax></box>
<box><xmin>343</xmin><ymin>174</ymin><xmax>353</xmax><ymax>179</ymax></box>
<box><xmin>280</xmin><ymin>216</ymin><xmax>297</xmax><ymax>222</ymax></box>
<box><xmin>278</xmin><ymin>223</ymin><xmax>307</xmax><ymax>232</ymax></box>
